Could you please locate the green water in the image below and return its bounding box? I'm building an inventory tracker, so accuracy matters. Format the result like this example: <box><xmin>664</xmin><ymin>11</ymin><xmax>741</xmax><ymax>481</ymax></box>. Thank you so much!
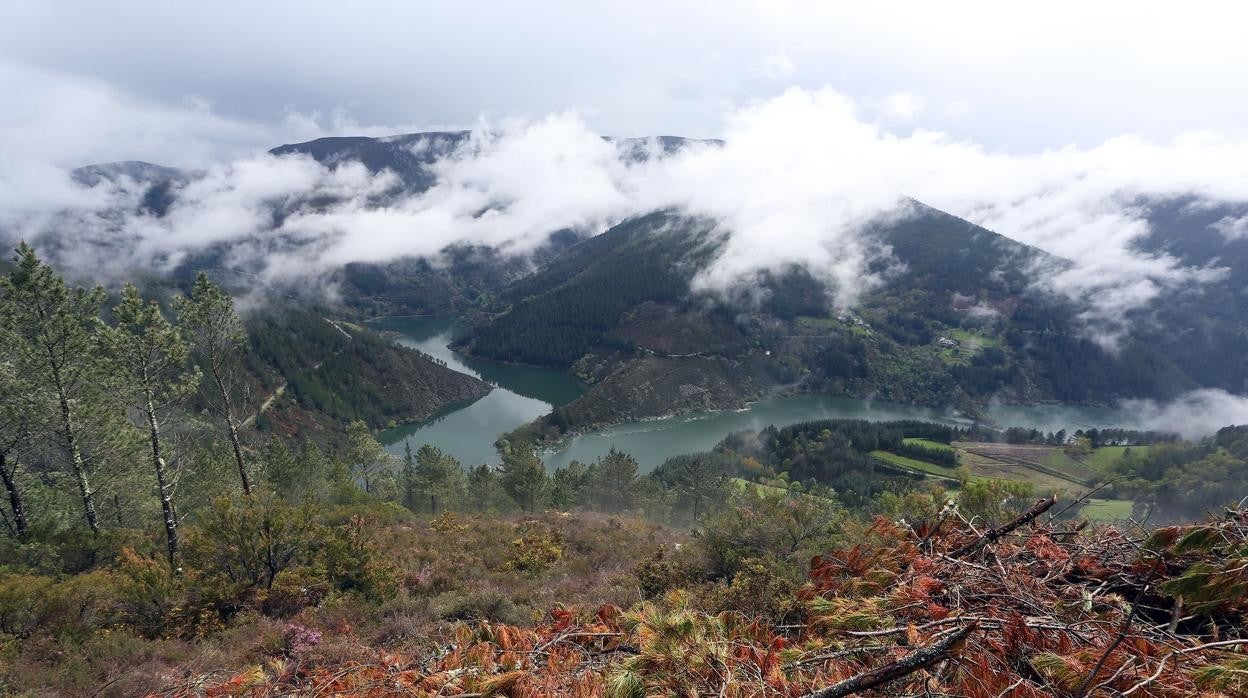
<box><xmin>378</xmin><ymin>317</ymin><xmax>1149</xmax><ymax>471</ymax></box>
<box><xmin>373</xmin><ymin>316</ymin><xmax>587</xmax><ymax>466</ymax></box>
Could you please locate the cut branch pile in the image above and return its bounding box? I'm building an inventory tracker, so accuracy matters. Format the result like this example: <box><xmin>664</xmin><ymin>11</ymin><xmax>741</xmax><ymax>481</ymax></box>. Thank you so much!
<box><xmin>160</xmin><ymin>503</ymin><xmax>1248</xmax><ymax>696</ymax></box>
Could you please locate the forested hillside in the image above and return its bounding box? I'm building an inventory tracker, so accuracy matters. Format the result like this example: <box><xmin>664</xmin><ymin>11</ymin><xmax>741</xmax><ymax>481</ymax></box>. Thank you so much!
<box><xmin>244</xmin><ymin>307</ymin><xmax>489</xmax><ymax>435</ymax></box>
<box><xmin>20</xmin><ymin>134</ymin><xmax>1248</xmax><ymax>451</ymax></box>
<box><xmin>470</xmin><ymin>200</ymin><xmax>1233</xmax><ymax>438</ymax></box>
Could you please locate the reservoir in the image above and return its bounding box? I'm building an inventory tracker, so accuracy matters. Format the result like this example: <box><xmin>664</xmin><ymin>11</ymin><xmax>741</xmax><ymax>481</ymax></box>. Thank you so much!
<box><xmin>377</xmin><ymin>317</ymin><xmax>1153</xmax><ymax>471</ymax></box>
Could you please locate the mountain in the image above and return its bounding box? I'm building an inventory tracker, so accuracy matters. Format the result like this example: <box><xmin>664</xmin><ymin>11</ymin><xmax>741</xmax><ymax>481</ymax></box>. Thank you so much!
<box><xmin>268</xmin><ymin>132</ymin><xmax>718</xmax><ymax>192</ymax></box>
<box><xmin>1128</xmin><ymin>197</ymin><xmax>1248</xmax><ymax>394</ymax></box>
<box><xmin>239</xmin><ymin>305</ymin><xmax>490</xmax><ymax>439</ymax></box>
<box><xmin>269</xmin><ymin>131</ymin><xmax>471</xmax><ymax>193</ymax></box>
<box><xmin>71</xmin><ymin>160</ymin><xmax>194</xmax><ymax>217</ymax></box>
<box><xmin>28</xmin><ymin>133</ymin><xmax>1248</xmax><ymax>440</ymax></box>
<box><xmin>461</xmin><ymin>201</ymin><xmax>1221</xmax><ymax>439</ymax></box>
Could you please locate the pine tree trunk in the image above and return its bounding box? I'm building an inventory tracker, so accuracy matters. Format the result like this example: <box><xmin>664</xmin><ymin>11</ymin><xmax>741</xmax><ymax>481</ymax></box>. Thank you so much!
<box><xmin>57</xmin><ymin>389</ymin><xmax>99</xmax><ymax>534</ymax></box>
<box><xmin>0</xmin><ymin>451</ymin><xmax>29</xmax><ymax>539</ymax></box>
<box><xmin>145</xmin><ymin>390</ymin><xmax>179</xmax><ymax>569</ymax></box>
<box><xmin>214</xmin><ymin>372</ymin><xmax>250</xmax><ymax>495</ymax></box>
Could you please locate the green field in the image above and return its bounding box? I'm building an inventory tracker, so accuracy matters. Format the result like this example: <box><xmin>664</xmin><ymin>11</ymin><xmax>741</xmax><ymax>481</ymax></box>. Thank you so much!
<box><xmin>1077</xmin><ymin>445</ymin><xmax>1151</xmax><ymax>471</ymax></box>
<box><xmin>936</xmin><ymin>329</ymin><xmax>1001</xmax><ymax>365</ymax></box>
<box><xmin>795</xmin><ymin>315</ymin><xmax>841</xmax><ymax>329</ymax></box>
<box><xmin>1081</xmin><ymin>497</ymin><xmax>1136</xmax><ymax>521</ymax></box>
<box><xmin>1038</xmin><ymin>450</ymin><xmax>1100</xmax><ymax>482</ymax></box>
<box><xmin>731</xmin><ymin>477</ymin><xmax>834</xmax><ymax>501</ymax></box>
<box><xmin>870</xmin><ymin>450</ymin><xmax>966</xmax><ymax>482</ymax></box>
<box><xmin>949</xmin><ymin>328</ymin><xmax>1001</xmax><ymax>348</ymax></box>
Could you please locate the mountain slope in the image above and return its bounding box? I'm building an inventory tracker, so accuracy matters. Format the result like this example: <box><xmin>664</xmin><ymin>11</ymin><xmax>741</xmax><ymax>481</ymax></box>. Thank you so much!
<box><xmin>240</xmin><ymin>305</ymin><xmax>490</xmax><ymax>437</ymax></box>
<box><xmin>471</xmin><ymin>202</ymin><xmax>1216</xmax><ymax>437</ymax></box>
<box><xmin>269</xmin><ymin>131</ymin><xmax>471</xmax><ymax>193</ymax></box>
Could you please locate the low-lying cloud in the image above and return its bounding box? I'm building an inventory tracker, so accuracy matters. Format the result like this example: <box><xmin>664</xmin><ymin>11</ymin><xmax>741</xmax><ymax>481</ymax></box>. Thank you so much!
<box><xmin>1122</xmin><ymin>389</ymin><xmax>1248</xmax><ymax>440</ymax></box>
<box><xmin>6</xmin><ymin>79</ymin><xmax>1248</xmax><ymax>343</ymax></box>
<box><xmin>6</xmin><ymin>73</ymin><xmax>1248</xmax><ymax>429</ymax></box>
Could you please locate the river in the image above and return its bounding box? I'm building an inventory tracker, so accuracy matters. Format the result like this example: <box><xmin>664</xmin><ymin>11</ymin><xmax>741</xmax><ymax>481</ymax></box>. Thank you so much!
<box><xmin>377</xmin><ymin>316</ymin><xmax>1152</xmax><ymax>472</ymax></box>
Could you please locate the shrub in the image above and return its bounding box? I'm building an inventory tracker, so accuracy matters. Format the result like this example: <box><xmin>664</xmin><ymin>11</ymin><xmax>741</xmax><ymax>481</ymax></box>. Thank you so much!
<box><xmin>429</xmin><ymin>589</ymin><xmax>523</xmax><ymax>624</ymax></box>
<box><xmin>428</xmin><ymin>511</ymin><xmax>467</xmax><ymax>532</ymax></box>
<box><xmin>693</xmin><ymin>557</ymin><xmax>800</xmax><ymax>623</ymax></box>
<box><xmin>503</xmin><ymin>531</ymin><xmax>565</xmax><ymax>573</ymax></box>
<box><xmin>0</xmin><ymin>569</ymin><xmax>122</xmax><ymax>641</ymax></box>
<box><xmin>114</xmin><ymin>548</ymin><xmax>184</xmax><ymax>639</ymax></box>
<box><xmin>321</xmin><ymin>516</ymin><xmax>399</xmax><ymax>599</ymax></box>
<box><xmin>283</xmin><ymin>623</ymin><xmax>323</xmax><ymax>656</ymax></box>
<box><xmin>185</xmin><ymin>494</ymin><xmax>322</xmax><ymax>592</ymax></box>
<box><xmin>257</xmin><ymin>565</ymin><xmax>328</xmax><ymax>618</ymax></box>
<box><xmin>634</xmin><ymin>546</ymin><xmax>691</xmax><ymax>599</ymax></box>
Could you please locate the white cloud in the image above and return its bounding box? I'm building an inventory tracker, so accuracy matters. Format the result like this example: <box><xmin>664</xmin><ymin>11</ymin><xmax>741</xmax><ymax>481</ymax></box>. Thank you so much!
<box><xmin>1212</xmin><ymin>215</ymin><xmax>1248</xmax><ymax>241</ymax></box>
<box><xmin>759</xmin><ymin>52</ymin><xmax>796</xmax><ymax>80</ymax></box>
<box><xmin>1122</xmin><ymin>389</ymin><xmax>1248</xmax><ymax>440</ymax></box>
<box><xmin>7</xmin><ymin>75</ymin><xmax>1248</xmax><ymax>349</ymax></box>
<box><xmin>881</xmin><ymin>92</ymin><xmax>925</xmax><ymax>121</ymax></box>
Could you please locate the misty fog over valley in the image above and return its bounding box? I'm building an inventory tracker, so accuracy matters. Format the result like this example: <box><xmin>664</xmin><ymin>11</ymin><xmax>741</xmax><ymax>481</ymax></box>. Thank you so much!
<box><xmin>4</xmin><ymin>3</ymin><xmax>1248</xmax><ymax>696</ymax></box>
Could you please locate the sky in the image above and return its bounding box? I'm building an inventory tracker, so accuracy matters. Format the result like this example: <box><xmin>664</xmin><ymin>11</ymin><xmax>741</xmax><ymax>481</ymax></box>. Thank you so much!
<box><xmin>4</xmin><ymin>0</ymin><xmax>1248</xmax><ymax>166</ymax></box>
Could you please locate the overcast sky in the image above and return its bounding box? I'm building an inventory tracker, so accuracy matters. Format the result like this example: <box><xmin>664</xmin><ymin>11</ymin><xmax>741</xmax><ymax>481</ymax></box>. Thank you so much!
<box><xmin>4</xmin><ymin>0</ymin><xmax>1248</xmax><ymax>167</ymax></box>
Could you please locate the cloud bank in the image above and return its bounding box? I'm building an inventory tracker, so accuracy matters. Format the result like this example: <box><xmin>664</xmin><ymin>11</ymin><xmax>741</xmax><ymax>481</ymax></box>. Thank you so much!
<box><xmin>5</xmin><ymin>71</ymin><xmax>1248</xmax><ymax>430</ymax></box>
<box><xmin>14</xmin><ymin>85</ymin><xmax>1248</xmax><ymax>329</ymax></box>
<box><xmin>1122</xmin><ymin>390</ymin><xmax>1248</xmax><ymax>440</ymax></box>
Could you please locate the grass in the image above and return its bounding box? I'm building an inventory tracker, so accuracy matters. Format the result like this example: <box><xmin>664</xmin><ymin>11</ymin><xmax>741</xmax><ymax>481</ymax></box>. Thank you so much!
<box><xmin>1081</xmin><ymin>498</ymin><xmax>1136</xmax><ymax>521</ymax></box>
<box><xmin>1078</xmin><ymin>445</ymin><xmax>1151</xmax><ymax>472</ymax></box>
<box><xmin>731</xmin><ymin>477</ymin><xmax>835</xmax><ymax>502</ymax></box>
<box><xmin>949</xmin><ymin>328</ymin><xmax>1001</xmax><ymax>348</ymax></box>
<box><xmin>732</xmin><ymin>477</ymin><xmax>789</xmax><ymax>496</ymax></box>
<box><xmin>957</xmin><ymin>447</ymin><xmax>1088</xmax><ymax>495</ymax></box>
<box><xmin>1037</xmin><ymin>450</ymin><xmax>1100</xmax><ymax>482</ymax></box>
<box><xmin>936</xmin><ymin>329</ymin><xmax>1002</xmax><ymax>366</ymax></box>
<box><xmin>870</xmin><ymin>451</ymin><xmax>965</xmax><ymax>482</ymax></box>
<box><xmin>795</xmin><ymin>315</ymin><xmax>840</xmax><ymax>329</ymax></box>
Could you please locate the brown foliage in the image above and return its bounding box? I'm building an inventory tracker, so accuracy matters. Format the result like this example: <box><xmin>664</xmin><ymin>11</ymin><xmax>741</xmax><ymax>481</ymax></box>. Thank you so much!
<box><xmin>161</xmin><ymin>503</ymin><xmax>1248</xmax><ymax>696</ymax></box>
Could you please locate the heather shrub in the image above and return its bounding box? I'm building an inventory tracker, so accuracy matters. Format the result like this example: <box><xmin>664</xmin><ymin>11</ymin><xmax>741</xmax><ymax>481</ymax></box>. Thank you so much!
<box><xmin>503</xmin><ymin>530</ymin><xmax>565</xmax><ymax>573</ymax></box>
<box><xmin>634</xmin><ymin>545</ymin><xmax>692</xmax><ymax>599</ymax></box>
<box><xmin>320</xmin><ymin>516</ymin><xmax>400</xmax><ymax>599</ymax></box>
<box><xmin>430</xmin><ymin>589</ymin><xmax>523</xmax><ymax>624</ymax></box>
<box><xmin>692</xmin><ymin>557</ymin><xmax>801</xmax><ymax>623</ymax></box>
<box><xmin>0</xmin><ymin>568</ymin><xmax>125</xmax><ymax>648</ymax></box>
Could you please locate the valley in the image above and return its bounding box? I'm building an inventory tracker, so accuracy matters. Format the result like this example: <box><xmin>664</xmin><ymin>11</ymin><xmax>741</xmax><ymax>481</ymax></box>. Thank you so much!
<box><xmin>376</xmin><ymin>315</ymin><xmax>1158</xmax><ymax>479</ymax></box>
<box><xmin>10</xmin><ymin>9</ymin><xmax>1248</xmax><ymax>695</ymax></box>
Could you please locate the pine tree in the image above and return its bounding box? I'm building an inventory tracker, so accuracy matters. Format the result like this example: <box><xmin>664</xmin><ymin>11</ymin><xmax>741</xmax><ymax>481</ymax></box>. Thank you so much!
<box><xmin>0</xmin><ymin>356</ymin><xmax>32</xmax><ymax>538</ymax></box>
<box><xmin>261</xmin><ymin>436</ymin><xmax>299</xmax><ymax>499</ymax></box>
<box><xmin>0</xmin><ymin>243</ymin><xmax>109</xmax><ymax>533</ymax></box>
<box><xmin>175</xmin><ymin>273</ymin><xmax>252</xmax><ymax>494</ymax></box>
<box><xmin>467</xmin><ymin>463</ymin><xmax>511</xmax><ymax>513</ymax></box>
<box><xmin>345</xmin><ymin>420</ymin><xmax>394</xmax><ymax>495</ymax></box>
<box><xmin>99</xmin><ymin>284</ymin><xmax>202</xmax><ymax>568</ymax></box>
<box><xmin>500</xmin><ymin>448</ymin><xmax>547</xmax><ymax>514</ymax></box>
<box><xmin>654</xmin><ymin>454</ymin><xmax>729</xmax><ymax>522</ymax></box>
<box><xmin>547</xmin><ymin>460</ymin><xmax>591</xmax><ymax>510</ymax></box>
<box><xmin>413</xmin><ymin>444</ymin><xmax>464</xmax><ymax>514</ymax></box>
<box><xmin>401</xmin><ymin>442</ymin><xmax>418</xmax><ymax>511</ymax></box>
<box><xmin>590</xmin><ymin>448</ymin><xmax>639</xmax><ymax>512</ymax></box>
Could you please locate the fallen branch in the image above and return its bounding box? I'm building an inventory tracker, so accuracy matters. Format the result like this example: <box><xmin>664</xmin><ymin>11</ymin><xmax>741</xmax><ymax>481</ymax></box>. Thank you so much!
<box><xmin>948</xmin><ymin>496</ymin><xmax>1056</xmax><ymax>559</ymax></box>
<box><xmin>803</xmin><ymin>623</ymin><xmax>977</xmax><ymax>698</ymax></box>
<box><xmin>1073</xmin><ymin>553</ymin><xmax>1163</xmax><ymax>697</ymax></box>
